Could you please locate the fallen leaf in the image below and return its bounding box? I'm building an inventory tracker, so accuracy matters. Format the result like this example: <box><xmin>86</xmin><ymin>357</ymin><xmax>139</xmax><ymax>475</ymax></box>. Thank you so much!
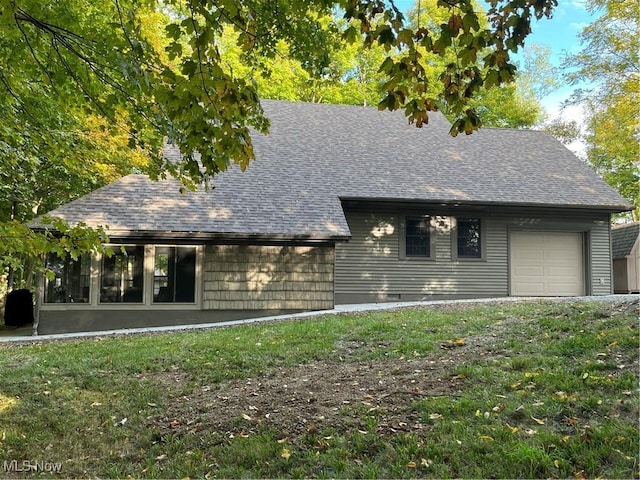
<box><xmin>406</xmin><ymin>461</ymin><xmax>416</xmax><ymax>468</ymax></box>
<box><xmin>554</xmin><ymin>459</ymin><xmax>560</xmax><ymax>468</ymax></box>
<box><xmin>575</xmin><ymin>470</ymin><xmax>586</xmax><ymax>479</ymax></box>
<box><xmin>90</xmin><ymin>402</ymin><xmax>102</xmax><ymax>407</ymax></box>
<box><xmin>429</xmin><ymin>413</ymin><xmax>443</xmax><ymax>420</ymax></box>
<box><xmin>277</xmin><ymin>438</ymin><xmax>288</xmax><ymax>443</ymax></box>
<box><xmin>156</xmin><ymin>454</ymin><xmax>167</xmax><ymax>461</ymax></box>
<box><xmin>478</xmin><ymin>435</ymin><xmax>494</xmax><ymax>441</ymax></box>
<box><xmin>505</xmin><ymin>423</ymin><xmax>518</xmax><ymax>434</ymax></box>
<box><xmin>613</xmin><ymin>448</ymin><xmax>634</xmax><ymax>461</ymax></box>
<box><xmin>525</xmin><ymin>429</ymin><xmax>537</xmax><ymax>435</ymax></box>
<box><xmin>281</xmin><ymin>448</ymin><xmax>291</xmax><ymax>460</ymax></box>
<box><xmin>241</xmin><ymin>413</ymin><xmax>252</xmax><ymax>421</ymax></box>
<box><xmin>421</xmin><ymin>458</ymin><xmax>431</xmax><ymax>468</ymax></box>
<box><xmin>531</xmin><ymin>416</ymin><xmax>545</xmax><ymax>425</ymax></box>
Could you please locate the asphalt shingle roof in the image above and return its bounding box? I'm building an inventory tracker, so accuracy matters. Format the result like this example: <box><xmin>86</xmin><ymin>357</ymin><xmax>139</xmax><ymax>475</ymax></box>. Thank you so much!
<box><xmin>612</xmin><ymin>222</ymin><xmax>640</xmax><ymax>259</ymax></box>
<box><xmin>42</xmin><ymin>100</ymin><xmax>630</xmax><ymax>239</ymax></box>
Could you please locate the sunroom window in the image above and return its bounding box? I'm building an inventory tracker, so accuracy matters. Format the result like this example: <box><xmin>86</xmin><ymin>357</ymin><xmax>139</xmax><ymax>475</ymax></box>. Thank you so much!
<box><xmin>153</xmin><ymin>246</ymin><xmax>196</xmax><ymax>303</ymax></box>
<box><xmin>100</xmin><ymin>246</ymin><xmax>144</xmax><ymax>303</ymax></box>
<box><xmin>44</xmin><ymin>253</ymin><xmax>91</xmax><ymax>303</ymax></box>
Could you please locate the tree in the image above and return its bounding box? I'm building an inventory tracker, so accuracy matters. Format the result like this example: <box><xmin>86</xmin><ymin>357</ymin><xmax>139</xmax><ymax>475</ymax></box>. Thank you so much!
<box><xmin>1</xmin><ymin>0</ymin><xmax>559</xmax><ymax>185</ymax></box>
<box><xmin>220</xmin><ymin>0</ymin><xmax>548</xmax><ymax>128</ymax></box>
<box><xmin>562</xmin><ymin>0</ymin><xmax>639</xmax><ymax>220</ymax></box>
<box><xmin>407</xmin><ymin>0</ymin><xmax>548</xmax><ymax>128</ymax></box>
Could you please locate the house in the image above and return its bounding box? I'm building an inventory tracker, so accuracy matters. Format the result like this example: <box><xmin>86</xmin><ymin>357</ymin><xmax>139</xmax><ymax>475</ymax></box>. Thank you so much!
<box><xmin>36</xmin><ymin>100</ymin><xmax>631</xmax><ymax>334</ymax></box>
<box><xmin>611</xmin><ymin>222</ymin><xmax>640</xmax><ymax>294</ymax></box>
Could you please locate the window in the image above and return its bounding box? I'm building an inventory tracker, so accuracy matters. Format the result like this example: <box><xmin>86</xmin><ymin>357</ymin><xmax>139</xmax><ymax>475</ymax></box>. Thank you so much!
<box><xmin>44</xmin><ymin>253</ymin><xmax>91</xmax><ymax>303</ymax></box>
<box><xmin>153</xmin><ymin>246</ymin><xmax>196</xmax><ymax>303</ymax></box>
<box><xmin>457</xmin><ymin>218</ymin><xmax>482</xmax><ymax>258</ymax></box>
<box><xmin>100</xmin><ymin>246</ymin><xmax>144</xmax><ymax>303</ymax></box>
<box><xmin>405</xmin><ymin>216</ymin><xmax>431</xmax><ymax>257</ymax></box>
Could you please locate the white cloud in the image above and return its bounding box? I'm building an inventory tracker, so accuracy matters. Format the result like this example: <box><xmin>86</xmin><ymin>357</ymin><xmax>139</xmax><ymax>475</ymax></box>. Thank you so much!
<box><xmin>569</xmin><ymin>21</ymin><xmax>588</xmax><ymax>30</ymax></box>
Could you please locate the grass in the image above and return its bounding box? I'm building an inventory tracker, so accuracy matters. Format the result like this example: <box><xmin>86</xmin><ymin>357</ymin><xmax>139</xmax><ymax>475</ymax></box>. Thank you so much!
<box><xmin>0</xmin><ymin>299</ymin><xmax>638</xmax><ymax>478</ymax></box>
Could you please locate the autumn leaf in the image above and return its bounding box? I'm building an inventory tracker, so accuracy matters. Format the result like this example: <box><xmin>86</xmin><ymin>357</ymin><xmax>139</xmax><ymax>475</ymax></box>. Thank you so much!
<box><xmin>281</xmin><ymin>448</ymin><xmax>291</xmax><ymax>460</ymax></box>
<box><xmin>531</xmin><ymin>416</ymin><xmax>545</xmax><ymax>425</ymax></box>
<box><xmin>406</xmin><ymin>461</ymin><xmax>417</xmax><ymax>468</ymax></box>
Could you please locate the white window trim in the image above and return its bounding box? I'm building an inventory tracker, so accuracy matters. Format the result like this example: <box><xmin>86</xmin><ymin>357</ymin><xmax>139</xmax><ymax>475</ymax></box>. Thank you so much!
<box><xmin>41</xmin><ymin>244</ymin><xmax>203</xmax><ymax>311</ymax></box>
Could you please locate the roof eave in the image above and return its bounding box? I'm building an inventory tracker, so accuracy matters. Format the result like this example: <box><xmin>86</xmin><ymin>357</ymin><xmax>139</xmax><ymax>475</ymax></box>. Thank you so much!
<box><xmin>93</xmin><ymin>230</ymin><xmax>351</xmax><ymax>244</ymax></box>
<box><xmin>340</xmin><ymin>197</ymin><xmax>632</xmax><ymax>213</ymax></box>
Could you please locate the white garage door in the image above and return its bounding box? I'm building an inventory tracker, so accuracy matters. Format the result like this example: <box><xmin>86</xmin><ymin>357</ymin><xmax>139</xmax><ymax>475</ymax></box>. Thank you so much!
<box><xmin>510</xmin><ymin>231</ymin><xmax>585</xmax><ymax>296</ymax></box>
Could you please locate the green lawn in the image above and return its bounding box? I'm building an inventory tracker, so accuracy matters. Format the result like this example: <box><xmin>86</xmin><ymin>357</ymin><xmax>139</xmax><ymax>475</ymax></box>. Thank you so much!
<box><xmin>0</xmin><ymin>299</ymin><xmax>638</xmax><ymax>478</ymax></box>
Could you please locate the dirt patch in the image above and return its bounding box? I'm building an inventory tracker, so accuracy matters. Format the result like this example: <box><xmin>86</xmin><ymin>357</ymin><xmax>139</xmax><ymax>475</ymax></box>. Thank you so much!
<box><xmin>151</xmin><ymin>354</ymin><xmax>469</xmax><ymax>444</ymax></box>
<box><xmin>149</xmin><ymin>326</ymin><xmax>509</xmax><ymax>444</ymax></box>
<box><xmin>148</xmin><ymin>298</ymin><xmax>638</xmax><ymax>446</ymax></box>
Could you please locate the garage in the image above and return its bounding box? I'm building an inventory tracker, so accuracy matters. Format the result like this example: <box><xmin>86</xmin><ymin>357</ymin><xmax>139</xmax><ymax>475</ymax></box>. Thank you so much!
<box><xmin>510</xmin><ymin>231</ymin><xmax>585</xmax><ymax>296</ymax></box>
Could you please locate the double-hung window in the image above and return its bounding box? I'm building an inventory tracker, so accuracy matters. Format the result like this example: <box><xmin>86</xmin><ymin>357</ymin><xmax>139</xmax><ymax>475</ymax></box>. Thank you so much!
<box><xmin>405</xmin><ymin>215</ymin><xmax>432</xmax><ymax>258</ymax></box>
<box><xmin>456</xmin><ymin>217</ymin><xmax>482</xmax><ymax>259</ymax></box>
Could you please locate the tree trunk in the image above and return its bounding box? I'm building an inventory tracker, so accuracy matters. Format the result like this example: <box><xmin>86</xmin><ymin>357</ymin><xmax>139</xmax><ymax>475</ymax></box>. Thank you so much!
<box><xmin>6</xmin><ymin>265</ymin><xmax>15</xmax><ymax>292</ymax></box>
<box><xmin>33</xmin><ymin>254</ymin><xmax>45</xmax><ymax>336</ymax></box>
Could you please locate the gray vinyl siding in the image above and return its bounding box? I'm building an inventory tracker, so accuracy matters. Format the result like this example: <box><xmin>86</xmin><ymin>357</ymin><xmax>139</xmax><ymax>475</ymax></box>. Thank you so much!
<box><xmin>335</xmin><ymin>205</ymin><xmax>613</xmax><ymax>303</ymax></box>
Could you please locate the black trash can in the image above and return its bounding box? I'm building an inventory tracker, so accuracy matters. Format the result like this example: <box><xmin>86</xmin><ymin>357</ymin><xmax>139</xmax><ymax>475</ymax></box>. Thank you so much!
<box><xmin>4</xmin><ymin>289</ymin><xmax>34</xmax><ymax>327</ymax></box>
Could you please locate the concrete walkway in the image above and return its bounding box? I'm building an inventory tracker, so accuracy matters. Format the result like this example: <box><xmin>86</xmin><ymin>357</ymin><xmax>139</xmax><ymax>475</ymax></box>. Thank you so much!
<box><xmin>0</xmin><ymin>295</ymin><xmax>636</xmax><ymax>343</ymax></box>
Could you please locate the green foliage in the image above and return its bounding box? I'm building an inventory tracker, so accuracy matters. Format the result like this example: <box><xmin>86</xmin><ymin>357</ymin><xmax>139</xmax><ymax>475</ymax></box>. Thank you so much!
<box><xmin>562</xmin><ymin>0</ymin><xmax>639</xmax><ymax>219</ymax></box>
<box><xmin>1</xmin><ymin>0</ymin><xmax>557</xmax><ymax>187</ymax></box>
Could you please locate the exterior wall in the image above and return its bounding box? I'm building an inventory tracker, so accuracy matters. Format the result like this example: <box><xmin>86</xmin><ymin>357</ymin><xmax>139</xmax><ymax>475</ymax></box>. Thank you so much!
<box><xmin>613</xmin><ymin>259</ymin><xmax>629</xmax><ymax>293</ymax></box>
<box><xmin>335</xmin><ymin>205</ymin><xmax>613</xmax><ymax>303</ymax></box>
<box><xmin>203</xmin><ymin>244</ymin><xmax>335</xmax><ymax>311</ymax></box>
<box><xmin>613</xmin><ymin>240</ymin><xmax>640</xmax><ymax>293</ymax></box>
<box><xmin>37</xmin><ymin>309</ymin><xmax>303</xmax><ymax>335</ymax></box>
<box><xmin>38</xmin><ymin>242</ymin><xmax>335</xmax><ymax>334</ymax></box>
